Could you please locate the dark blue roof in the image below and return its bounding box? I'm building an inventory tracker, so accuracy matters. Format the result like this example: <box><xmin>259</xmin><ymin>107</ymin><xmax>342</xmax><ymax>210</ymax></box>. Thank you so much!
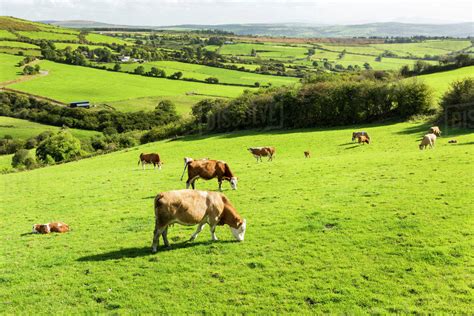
<box><xmin>70</xmin><ymin>101</ymin><xmax>89</xmax><ymax>104</ymax></box>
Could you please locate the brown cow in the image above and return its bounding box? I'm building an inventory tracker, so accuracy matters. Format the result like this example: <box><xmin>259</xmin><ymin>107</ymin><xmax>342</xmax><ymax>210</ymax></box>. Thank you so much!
<box><xmin>304</xmin><ymin>151</ymin><xmax>311</xmax><ymax>158</ymax></box>
<box><xmin>182</xmin><ymin>158</ymin><xmax>237</xmax><ymax>191</ymax></box>
<box><xmin>352</xmin><ymin>131</ymin><xmax>370</xmax><ymax>142</ymax></box>
<box><xmin>151</xmin><ymin>190</ymin><xmax>247</xmax><ymax>253</ymax></box>
<box><xmin>429</xmin><ymin>126</ymin><xmax>441</xmax><ymax>137</ymax></box>
<box><xmin>248</xmin><ymin>147</ymin><xmax>275</xmax><ymax>162</ymax></box>
<box><xmin>138</xmin><ymin>153</ymin><xmax>162</xmax><ymax>170</ymax></box>
<box><xmin>358</xmin><ymin>135</ymin><xmax>370</xmax><ymax>144</ymax></box>
<box><xmin>33</xmin><ymin>222</ymin><xmax>69</xmax><ymax>234</ymax></box>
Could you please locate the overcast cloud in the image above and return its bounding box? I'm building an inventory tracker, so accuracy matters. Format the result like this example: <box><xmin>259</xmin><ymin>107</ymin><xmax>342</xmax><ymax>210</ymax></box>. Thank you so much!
<box><xmin>0</xmin><ymin>0</ymin><xmax>472</xmax><ymax>25</ymax></box>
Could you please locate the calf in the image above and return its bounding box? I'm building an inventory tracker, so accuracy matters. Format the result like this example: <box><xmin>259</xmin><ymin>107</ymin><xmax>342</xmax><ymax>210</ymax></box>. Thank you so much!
<box><xmin>419</xmin><ymin>133</ymin><xmax>437</xmax><ymax>150</ymax></box>
<box><xmin>33</xmin><ymin>222</ymin><xmax>69</xmax><ymax>234</ymax></box>
<box><xmin>151</xmin><ymin>190</ymin><xmax>247</xmax><ymax>253</ymax></box>
<box><xmin>248</xmin><ymin>147</ymin><xmax>275</xmax><ymax>162</ymax></box>
<box><xmin>138</xmin><ymin>153</ymin><xmax>162</xmax><ymax>170</ymax></box>
<box><xmin>358</xmin><ymin>135</ymin><xmax>370</xmax><ymax>144</ymax></box>
<box><xmin>304</xmin><ymin>151</ymin><xmax>311</xmax><ymax>158</ymax></box>
<box><xmin>182</xmin><ymin>158</ymin><xmax>237</xmax><ymax>191</ymax></box>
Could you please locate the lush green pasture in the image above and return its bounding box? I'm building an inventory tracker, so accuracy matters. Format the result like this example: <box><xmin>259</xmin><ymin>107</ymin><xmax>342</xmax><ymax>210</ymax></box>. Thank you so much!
<box><xmin>0</xmin><ymin>116</ymin><xmax>99</xmax><ymax>141</ymax></box>
<box><xmin>0</xmin><ymin>53</ymin><xmax>23</xmax><ymax>83</ymax></box>
<box><xmin>7</xmin><ymin>60</ymin><xmax>255</xmax><ymax>106</ymax></box>
<box><xmin>86</xmin><ymin>33</ymin><xmax>131</xmax><ymax>45</ymax></box>
<box><xmin>0</xmin><ymin>29</ymin><xmax>17</xmax><ymax>39</ymax></box>
<box><xmin>224</xmin><ymin>62</ymin><xmax>260</xmax><ymax>71</ymax></box>
<box><xmin>219</xmin><ymin>43</ymin><xmax>309</xmax><ymax>59</ymax></box>
<box><xmin>108</xmin><ymin>60</ymin><xmax>298</xmax><ymax>86</ymax></box>
<box><xmin>0</xmin><ymin>40</ymin><xmax>38</xmax><ymax>49</ymax></box>
<box><xmin>54</xmin><ymin>43</ymin><xmax>112</xmax><ymax>51</ymax></box>
<box><xmin>17</xmin><ymin>31</ymin><xmax>79</xmax><ymax>42</ymax></box>
<box><xmin>320</xmin><ymin>40</ymin><xmax>471</xmax><ymax>58</ymax></box>
<box><xmin>0</xmin><ymin>47</ymin><xmax>41</xmax><ymax>57</ymax></box>
<box><xmin>416</xmin><ymin>66</ymin><xmax>474</xmax><ymax>99</ymax></box>
<box><xmin>0</xmin><ymin>121</ymin><xmax>472</xmax><ymax>313</ymax></box>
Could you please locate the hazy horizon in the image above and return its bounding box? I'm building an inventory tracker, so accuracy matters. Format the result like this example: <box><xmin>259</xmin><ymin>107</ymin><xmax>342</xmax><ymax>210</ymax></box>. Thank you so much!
<box><xmin>1</xmin><ymin>0</ymin><xmax>472</xmax><ymax>26</ymax></box>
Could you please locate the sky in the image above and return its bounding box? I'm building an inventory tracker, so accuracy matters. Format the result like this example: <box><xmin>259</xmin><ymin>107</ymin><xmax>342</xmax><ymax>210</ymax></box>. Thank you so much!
<box><xmin>0</xmin><ymin>0</ymin><xmax>472</xmax><ymax>26</ymax></box>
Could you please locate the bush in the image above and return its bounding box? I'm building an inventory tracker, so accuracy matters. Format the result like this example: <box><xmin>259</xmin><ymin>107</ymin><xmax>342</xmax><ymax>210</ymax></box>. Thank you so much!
<box><xmin>12</xmin><ymin>149</ymin><xmax>36</xmax><ymax>169</ymax></box>
<box><xmin>440</xmin><ymin>78</ymin><xmax>474</xmax><ymax>127</ymax></box>
<box><xmin>25</xmin><ymin>137</ymin><xmax>38</xmax><ymax>149</ymax></box>
<box><xmin>393</xmin><ymin>80</ymin><xmax>433</xmax><ymax>118</ymax></box>
<box><xmin>36</xmin><ymin>130</ymin><xmax>83</xmax><ymax>163</ymax></box>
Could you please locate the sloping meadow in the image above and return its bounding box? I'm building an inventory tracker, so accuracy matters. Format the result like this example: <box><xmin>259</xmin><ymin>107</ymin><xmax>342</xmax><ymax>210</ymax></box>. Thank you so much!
<box><xmin>1</xmin><ymin>122</ymin><xmax>473</xmax><ymax>313</ymax></box>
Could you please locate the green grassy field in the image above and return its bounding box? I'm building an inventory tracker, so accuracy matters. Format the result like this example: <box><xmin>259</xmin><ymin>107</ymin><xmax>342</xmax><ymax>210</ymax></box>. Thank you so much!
<box><xmin>0</xmin><ymin>47</ymin><xmax>41</xmax><ymax>56</ymax></box>
<box><xmin>0</xmin><ymin>121</ymin><xmax>472</xmax><ymax>313</ymax></box>
<box><xmin>17</xmin><ymin>31</ymin><xmax>79</xmax><ymax>42</ymax></box>
<box><xmin>0</xmin><ymin>40</ymin><xmax>38</xmax><ymax>49</ymax></box>
<box><xmin>104</xmin><ymin>60</ymin><xmax>298</xmax><ymax>86</ymax></box>
<box><xmin>217</xmin><ymin>43</ymin><xmax>310</xmax><ymax>59</ymax></box>
<box><xmin>0</xmin><ymin>29</ymin><xmax>17</xmax><ymax>39</ymax></box>
<box><xmin>53</xmin><ymin>43</ymin><xmax>112</xmax><ymax>51</ymax></box>
<box><xmin>85</xmin><ymin>33</ymin><xmax>131</xmax><ymax>45</ymax></box>
<box><xmin>415</xmin><ymin>66</ymin><xmax>474</xmax><ymax>99</ymax></box>
<box><xmin>0</xmin><ymin>53</ymin><xmax>23</xmax><ymax>82</ymax></box>
<box><xmin>0</xmin><ymin>116</ymin><xmax>100</xmax><ymax>141</ymax></box>
<box><xmin>6</xmin><ymin>60</ymin><xmax>256</xmax><ymax>109</ymax></box>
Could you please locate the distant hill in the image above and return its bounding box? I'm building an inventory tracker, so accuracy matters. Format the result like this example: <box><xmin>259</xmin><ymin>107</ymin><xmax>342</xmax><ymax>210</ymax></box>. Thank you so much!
<box><xmin>41</xmin><ymin>20</ymin><xmax>474</xmax><ymax>37</ymax></box>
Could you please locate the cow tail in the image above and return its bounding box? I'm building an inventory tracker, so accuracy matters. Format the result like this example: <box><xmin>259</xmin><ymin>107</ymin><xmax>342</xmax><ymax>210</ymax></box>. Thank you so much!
<box><xmin>180</xmin><ymin>160</ymin><xmax>190</xmax><ymax>181</ymax></box>
<box><xmin>138</xmin><ymin>153</ymin><xmax>143</xmax><ymax>166</ymax></box>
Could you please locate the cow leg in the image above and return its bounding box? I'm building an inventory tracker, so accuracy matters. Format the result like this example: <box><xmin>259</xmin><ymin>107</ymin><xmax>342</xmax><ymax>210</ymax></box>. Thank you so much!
<box><xmin>153</xmin><ymin>163</ymin><xmax>156</xmax><ymax>169</ymax></box>
<box><xmin>158</xmin><ymin>163</ymin><xmax>162</xmax><ymax>170</ymax></box>
<box><xmin>210</xmin><ymin>225</ymin><xmax>218</xmax><ymax>241</ymax></box>
<box><xmin>142</xmin><ymin>161</ymin><xmax>145</xmax><ymax>170</ymax></box>
<box><xmin>218</xmin><ymin>179</ymin><xmax>223</xmax><ymax>191</ymax></box>
<box><xmin>151</xmin><ymin>220</ymin><xmax>164</xmax><ymax>253</ymax></box>
<box><xmin>161</xmin><ymin>227</ymin><xmax>170</xmax><ymax>248</ymax></box>
<box><xmin>189</xmin><ymin>222</ymin><xmax>206</xmax><ymax>241</ymax></box>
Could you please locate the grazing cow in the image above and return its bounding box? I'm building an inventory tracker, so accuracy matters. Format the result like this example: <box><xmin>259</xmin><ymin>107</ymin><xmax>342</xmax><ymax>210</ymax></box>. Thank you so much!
<box><xmin>358</xmin><ymin>135</ymin><xmax>370</xmax><ymax>144</ymax></box>
<box><xmin>429</xmin><ymin>126</ymin><xmax>441</xmax><ymax>137</ymax></box>
<box><xmin>448</xmin><ymin>139</ymin><xmax>458</xmax><ymax>144</ymax></box>
<box><xmin>182</xmin><ymin>158</ymin><xmax>237</xmax><ymax>191</ymax></box>
<box><xmin>33</xmin><ymin>222</ymin><xmax>69</xmax><ymax>234</ymax></box>
<box><xmin>151</xmin><ymin>190</ymin><xmax>247</xmax><ymax>253</ymax></box>
<box><xmin>352</xmin><ymin>131</ymin><xmax>370</xmax><ymax>142</ymax></box>
<box><xmin>248</xmin><ymin>147</ymin><xmax>275</xmax><ymax>162</ymax></box>
<box><xmin>138</xmin><ymin>153</ymin><xmax>162</xmax><ymax>170</ymax></box>
<box><xmin>419</xmin><ymin>133</ymin><xmax>437</xmax><ymax>150</ymax></box>
<box><xmin>304</xmin><ymin>151</ymin><xmax>311</xmax><ymax>158</ymax></box>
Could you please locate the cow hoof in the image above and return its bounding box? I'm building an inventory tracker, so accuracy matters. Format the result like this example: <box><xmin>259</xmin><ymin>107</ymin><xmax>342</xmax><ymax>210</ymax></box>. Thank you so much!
<box><xmin>151</xmin><ymin>247</ymin><xmax>158</xmax><ymax>253</ymax></box>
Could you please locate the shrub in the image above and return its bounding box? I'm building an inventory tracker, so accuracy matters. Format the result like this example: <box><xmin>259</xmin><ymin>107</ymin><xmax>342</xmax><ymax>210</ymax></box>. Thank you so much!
<box><xmin>440</xmin><ymin>78</ymin><xmax>474</xmax><ymax>127</ymax></box>
<box><xmin>36</xmin><ymin>130</ymin><xmax>83</xmax><ymax>163</ymax></box>
<box><xmin>25</xmin><ymin>137</ymin><xmax>38</xmax><ymax>149</ymax></box>
<box><xmin>393</xmin><ymin>80</ymin><xmax>433</xmax><ymax>118</ymax></box>
<box><xmin>12</xmin><ymin>149</ymin><xmax>36</xmax><ymax>169</ymax></box>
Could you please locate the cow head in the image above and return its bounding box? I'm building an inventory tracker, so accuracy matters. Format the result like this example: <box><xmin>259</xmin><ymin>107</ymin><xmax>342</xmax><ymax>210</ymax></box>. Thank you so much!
<box><xmin>230</xmin><ymin>177</ymin><xmax>238</xmax><ymax>190</ymax></box>
<box><xmin>230</xmin><ymin>219</ymin><xmax>246</xmax><ymax>241</ymax></box>
<box><xmin>33</xmin><ymin>224</ymin><xmax>50</xmax><ymax>234</ymax></box>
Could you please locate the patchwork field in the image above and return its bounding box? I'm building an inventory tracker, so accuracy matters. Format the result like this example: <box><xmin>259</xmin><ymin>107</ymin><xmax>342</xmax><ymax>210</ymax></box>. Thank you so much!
<box><xmin>54</xmin><ymin>43</ymin><xmax>112</xmax><ymax>51</ymax></box>
<box><xmin>85</xmin><ymin>33</ymin><xmax>131</xmax><ymax>45</ymax></box>
<box><xmin>0</xmin><ymin>40</ymin><xmax>39</xmax><ymax>49</ymax></box>
<box><xmin>1</xmin><ymin>121</ymin><xmax>472</xmax><ymax>313</ymax></box>
<box><xmin>0</xmin><ymin>29</ymin><xmax>17</xmax><ymax>39</ymax></box>
<box><xmin>0</xmin><ymin>53</ymin><xmax>23</xmax><ymax>82</ymax></box>
<box><xmin>17</xmin><ymin>31</ymin><xmax>79</xmax><ymax>42</ymax></box>
<box><xmin>0</xmin><ymin>116</ymin><xmax>99</xmax><ymax>141</ymax></box>
<box><xmin>7</xmin><ymin>60</ymin><xmax>255</xmax><ymax>108</ymax></box>
<box><xmin>415</xmin><ymin>66</ymin><xmax>474</xmax><ymax>99</ymax></box>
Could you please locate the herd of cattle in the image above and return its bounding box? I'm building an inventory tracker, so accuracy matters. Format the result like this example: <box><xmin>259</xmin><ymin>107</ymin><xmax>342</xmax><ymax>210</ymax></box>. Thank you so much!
<box><xmin>34</xmin><ymin>126</ymin><xmax>454</xmax><ymax>254</ymax></box>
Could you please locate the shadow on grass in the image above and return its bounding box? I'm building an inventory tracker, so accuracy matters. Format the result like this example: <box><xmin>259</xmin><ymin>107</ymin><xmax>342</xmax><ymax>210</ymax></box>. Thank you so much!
<box><xmin>76</xmin><ymin>240</ymin><xmax>236</xmax><ymax>261</ymax></box>
<box><xmin>344</xmin><ymin>145</ymin><xmax>360</xmax><ymax>150</ymax></box>
<box><xmin>452</xmin><ymin>141</ymin><xmax>474</xmax><ymax>146</ymax></box>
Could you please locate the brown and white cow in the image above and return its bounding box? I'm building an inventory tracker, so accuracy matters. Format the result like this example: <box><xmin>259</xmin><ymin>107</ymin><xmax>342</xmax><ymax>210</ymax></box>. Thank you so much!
<box><xmin>32</xmin><ymin>222</ymin><xmax>69</xmax><ymax>234</ymax></box>
<box><xmin>151</xmin><ymin>190</ymin><xmax>247</xmax><ymax>253</ymax></box>
<box><xmin>304</xmin><ymin>151</ymin><xmax>311</xmax><ymax>158</ymax></box>
<box><xmin>352</xmin><ymin>131</ymin><xmax>370</xmax><ymax>142</ymax></box>
<box><xmin>138</xmin><ymin>153</ymin><xmax>162</xmax><ymax>170</ymax></box>
<box><xmin>248</xmin><ymin>147</ymin><xmax>275</xmax><ymax>162</ymax></box>
<box><xmin>429</xmin><ymin>126</ymin><xmax>441</xmax><ymax>137</ymax></box>
<box><xmin>181</xmin><ymin>157</ymin><xmax>237</xmax><ymax>191</ymax></box>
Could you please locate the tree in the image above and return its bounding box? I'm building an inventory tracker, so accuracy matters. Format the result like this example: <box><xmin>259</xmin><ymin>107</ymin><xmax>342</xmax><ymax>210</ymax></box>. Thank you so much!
<box><xmin>12</xmin><ymin>149</ymin><xmax>36</xmax><ymax>169</ymax></box>
<box><xmin>154</xmin><ymin>100</ymin><xmax>179</xmax><ymax>123</ymax></box>
<box><xmin>363</xmin><ymin>62</ymin><xmax>372</xmax><ymax>70</ymax></box>
<box><xmin>400</xmin><ymin>65</ymin><xmax>410</xmax><ymax>77</ymax></box>
<box><xmin>36</xmin><ymin>130</ymin><xmax>83</xmax><ymax>163</ymax></box>
<box><xmin>251</xmin><ymin>49</ymin><xmax>257</xmax><ymax>57</ymax></box>
<box><xmin>22</xmin><ymin>65</ymin><xmax>37</xmax><ymax>75</ymax></box>
<box><xmin>168</xmin><ymin>71</ymin><xmax>183</xmax><ymax>80</ymax></box>
<box><xmin>205</xmin><ymin>77</ymin><xmax>219</xmax><ymax>84</ymax></box>
<box><xmin>113</xmin><ymin>63</ymin><xmax>121</xmax><ymax>71</ymax></box>
<box><xmin>134</xmin><ymin>65</ymin><xmax>145</xmax><ymax>75</ymax></box>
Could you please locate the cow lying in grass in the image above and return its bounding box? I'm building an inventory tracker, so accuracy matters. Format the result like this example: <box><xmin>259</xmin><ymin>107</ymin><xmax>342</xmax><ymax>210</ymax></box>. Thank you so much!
<box><xmin>419</xmin><ymin>133</ymin><xmax>437</xmax><ymax>150</ymax></box>
<box><xmin>33</xmin><ymin>222</ymin><xmax>69</xmax><ymax>234</ymax></box>
<box><xmin>151</xmin><ymin>190</ymin><xmax>247</xmax><ymax>253</ymax></box>
<box><xmin>248</xmin><ymin>147</ymin><xmax>275</xmax><ymax>162</ymax></box>
<box><xmin>182</xmin><ymin>157</ymin><xmax>237</xmax><ymax>191</ymax></box>
<box><xmin>138</xmin><ymin>153</ymin><xmax>162</xmax><ymax>170</ymax></box>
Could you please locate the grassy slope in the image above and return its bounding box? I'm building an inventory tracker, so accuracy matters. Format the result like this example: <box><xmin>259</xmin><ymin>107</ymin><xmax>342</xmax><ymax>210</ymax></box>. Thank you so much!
<box><xmin>0</xmin><ymin>41</ymin><xmax>38</xmax><ymax>49</ymax></box>
<box><xmin>0</xmin><ymin>116</ymin><xmax>99</xmax><ymax>140</ymax></box>
<box><xmin>106</xmin><ymin>60</ymin><xmax>298</xmax><ymax>86</ymax></box>
<box><xmin>0</xmin><ymin>122</ymin><xmax>472</xmax><ymax>313</ymax></box>
<box><xmin>0</xmin><ymin>53</ymin><xmax>23</xmax><ymax>82</ymax></box>
<box><xmin>0</xmin><ymin>29</ymin><xmax>17</xmax><ymax>39</ymax></box>
<box><xmin>416</xmin><ymin>66</ymin><xmax>474</xmax><ymax>99</ymax></box>
<box><xmin>17</xmin><ymin>31</ymin><xmax>79</xmax><ymax>41</ymax></box>
<box><xmin>85</xmin><ymin>33</ymin><xmax>131</xmax><ymax>45</ymax></box>
<box><xmin>7</xmin><ymin>60</ymin><xmax>255</xmax><ymax>105</ymax></box>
